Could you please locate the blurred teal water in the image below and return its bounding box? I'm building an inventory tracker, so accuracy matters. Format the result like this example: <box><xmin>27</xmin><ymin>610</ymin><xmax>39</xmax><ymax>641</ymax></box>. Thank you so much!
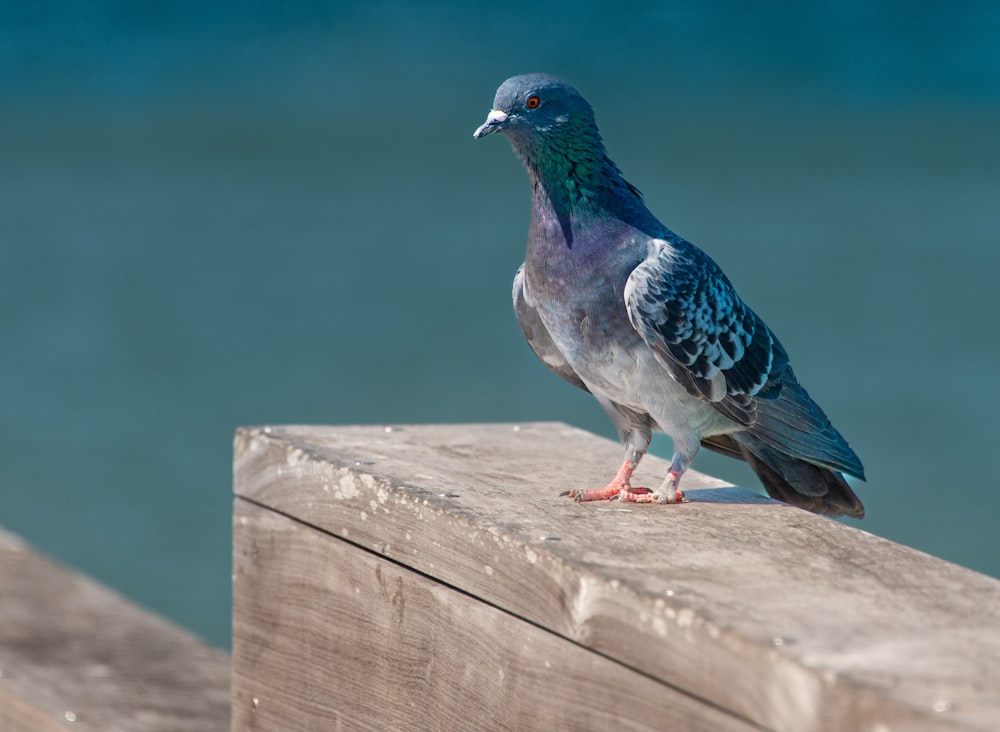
<box><xmin>2</xmin><ymin>2</ymin><xmax>999</xmax><ymax>647</ymax></box>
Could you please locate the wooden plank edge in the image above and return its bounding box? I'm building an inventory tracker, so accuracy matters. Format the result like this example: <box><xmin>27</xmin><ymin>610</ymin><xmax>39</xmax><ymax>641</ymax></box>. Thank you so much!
<box><xmin>0</xmin><ymin>526</ymin><xmax>230</xmax><ymax>732</ymax></box>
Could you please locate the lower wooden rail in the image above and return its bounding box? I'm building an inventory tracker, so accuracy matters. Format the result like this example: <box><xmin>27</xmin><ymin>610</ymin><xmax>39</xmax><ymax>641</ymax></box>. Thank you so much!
<box><xmin>0</xmin><ymin>527</ymin><xmax>229</xmax><ymax>731</ymax></box>
<box><xmin>232</xmin><ymin>423</ymin><xmax>1000</xmax><ymax>731</ymax></box>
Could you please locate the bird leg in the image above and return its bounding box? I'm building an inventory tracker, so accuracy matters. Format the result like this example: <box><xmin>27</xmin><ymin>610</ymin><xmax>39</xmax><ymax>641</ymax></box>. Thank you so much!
<box><xmin>560</xmin><ymin>427</ymin><xmax>683</xmax><ymax>504</ymax></box>
<box><xmin>562</xmin><ymin>459</ymin><xmax>651</xmax><ymax>502</ymax></box>
<box><xmin>611</xmin><ymin>467</ymin><xmax>686</xmax><ymax>503</ymax></box>
<box><xmin>571</xmin><ymin>451</ymin><xmax>690</xmax><ymax>505</ymax></box>
<box><xmin>649</xmin><ymin>452</ymin><xmax>692</xmax><ymax>504</ymax></box>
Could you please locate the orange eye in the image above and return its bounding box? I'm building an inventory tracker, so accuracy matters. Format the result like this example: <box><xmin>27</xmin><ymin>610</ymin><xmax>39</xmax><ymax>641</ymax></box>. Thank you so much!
<box><xmin>525</xmin><ymin>95</ymin><xmax>540</xmax><ymax>109</ymax></box>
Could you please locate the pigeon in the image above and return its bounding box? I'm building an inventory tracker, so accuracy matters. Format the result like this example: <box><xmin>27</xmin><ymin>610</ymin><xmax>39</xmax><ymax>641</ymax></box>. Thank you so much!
<box><xmin>474</xmin><ymin>73</ymin><xmax>866</xmax><ymax>518</ymax></box>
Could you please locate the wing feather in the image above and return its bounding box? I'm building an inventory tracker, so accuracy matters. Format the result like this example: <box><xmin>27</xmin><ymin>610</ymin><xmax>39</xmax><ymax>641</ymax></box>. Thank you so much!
<box><xmin>624</xmin><ymin>238</ymin><xmax>863</xmax><ymax>479</ymax></box>
<box><xmin>624</xmin><ymin>238</ymin><xmax>788</xmax><ymax>425</ymax></box>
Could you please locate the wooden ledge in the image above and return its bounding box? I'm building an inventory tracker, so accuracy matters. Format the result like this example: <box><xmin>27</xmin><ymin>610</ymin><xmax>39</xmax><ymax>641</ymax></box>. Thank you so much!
<box><xmin>232</xmin><ymin>423</ymin><xmax>1000</xmax><ymax>731</ymax></box>
<box><xmin>0</xmin><ymin>528</ymin><xmax>229</xmax><ymax>732</ymax></box>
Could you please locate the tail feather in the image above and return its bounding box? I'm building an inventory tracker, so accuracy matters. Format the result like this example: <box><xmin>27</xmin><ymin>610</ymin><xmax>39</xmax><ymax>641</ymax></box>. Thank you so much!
<box><xmin>752</xmin><ymin>367</ymin><xmax>866</xmax><ymax>481</ymax></box>
<box><xmin>701</xmin><ymin>434</ymin><xmax>865</xmax><ymax>518</ymax></box>
<box><xmin>741</xmin><ymin>443</ymin><xmax>865</xmax><ymax>518</ymax></box>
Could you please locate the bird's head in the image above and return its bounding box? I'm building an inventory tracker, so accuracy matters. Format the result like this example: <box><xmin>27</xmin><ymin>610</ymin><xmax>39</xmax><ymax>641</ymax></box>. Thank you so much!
<box><xmin>473</xmin><ymin>74</ymin><xmax>644</xmax><ymax>220</ymax></box>
<box><xmin>473</xmin><ymin>73</ymin><xmax>598</xmax><ymax>148</ymax></box>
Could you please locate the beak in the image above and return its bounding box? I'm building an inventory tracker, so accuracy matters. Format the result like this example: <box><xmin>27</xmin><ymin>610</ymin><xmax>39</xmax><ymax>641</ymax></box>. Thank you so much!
<box><xmin>473</xmin><ymin>109</ymin><xmax>509</xmax><ymax>139</ymax></box>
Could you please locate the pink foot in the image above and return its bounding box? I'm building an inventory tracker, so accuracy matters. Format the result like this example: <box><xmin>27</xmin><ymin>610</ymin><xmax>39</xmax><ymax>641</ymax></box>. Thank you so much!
<box><xmin>562</xmin><ymin>460</ymin><xmax>640</xmax><ymax>502</ymax></box>
<box><xmin>562</xmin><ymin>465</ymin><xmax>687</xmax><ymax>504</ymax></box>
<box><xmin>565</xmin><ymin>482</ymin><xmax>652</xmax><ymax>502</ymax></box>
<box><xmin>632</xmin><ymin>469</ymin><xmax>688</xmax><ymax>504</ymax></box>
<box><xmin>616</xmin><ymin>487</ymin><xmax>686</xmax><ymax>504</ymax></box>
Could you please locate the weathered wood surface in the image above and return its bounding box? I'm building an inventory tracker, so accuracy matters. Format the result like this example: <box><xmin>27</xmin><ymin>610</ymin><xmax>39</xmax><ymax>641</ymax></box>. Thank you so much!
<box><xmin>0</xmin><ymin>526</ymin><xmax>229</xmax><ymax>732</ymax></box>
<box><xmin>233</xmin><ymin>423</ymin><xmax>1000</xmax><ymax>732</ymax></box>
<box><xmin>233</xmin><ymin>499</ymin><xmax>758</xmax><ymax>731</ymax></box>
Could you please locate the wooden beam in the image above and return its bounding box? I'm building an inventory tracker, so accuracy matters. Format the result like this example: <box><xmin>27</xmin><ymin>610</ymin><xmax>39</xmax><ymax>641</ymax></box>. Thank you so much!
<box><xmin>233</xmin><ymin>499</ymin><xmax>758</xmax><ymax>730</ymax></box>
<box><xmin>0</xmin><ymin>528</ymin><xmax>229</xmax><ymax>732</ymax></box>
<box><xmin>233</xmin><ymin>423</ymin><xmax>1000</xmax><ymax>731</ymax></box>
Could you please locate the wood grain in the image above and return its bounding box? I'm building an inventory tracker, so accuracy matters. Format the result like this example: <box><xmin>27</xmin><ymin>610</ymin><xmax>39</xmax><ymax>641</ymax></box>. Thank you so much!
<box><xmin>232</xmin><ymin>499</ymin><xmax>759</xmax><ymax>731</ymax></box>
<box><xmin>234</xmin><ymin>423</ymin><xmax>1000</xmax><ymax>731</ymax></box>
<box><xmin>0</xmin><ymin>527</ymin><xmax>229</xmax><ymax>732</ymax></box>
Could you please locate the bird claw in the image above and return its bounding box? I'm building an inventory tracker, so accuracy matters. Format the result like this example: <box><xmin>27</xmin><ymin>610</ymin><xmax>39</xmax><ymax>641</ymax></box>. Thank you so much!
<box><xmin>564</xmin><ymin>484</ymin><xmax>624</xmax><ymax>502</ymax></box>
<box><xmin>563</xmin><ymin>462</ymin><xmax>686</xmax><ymax>505</ymax></box>
<box><xmin>608</xmin><ymin>486</ymin><xmax>653</xmax><ymax>502</ymax></box>
<box><xmin>615</xmin><ymin>488</ymin><xmax>686</xmax><ymax>504</ymax></box>
<box><xmin>566</xmin><ymin>485</ymin><xmax>686</xmax><ymax>504</ymax></box>
<box><xmin>565</xmin><ymin>484</ymin><xmax>653</xmax><ymax>502</ymax></box>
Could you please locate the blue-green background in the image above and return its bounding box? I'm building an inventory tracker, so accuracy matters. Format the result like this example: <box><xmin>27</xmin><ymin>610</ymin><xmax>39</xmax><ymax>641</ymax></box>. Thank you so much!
<box><xmin>3</xmin><ymin>2</ymin><xmax>999</xmax><ymax>648</ymax></box>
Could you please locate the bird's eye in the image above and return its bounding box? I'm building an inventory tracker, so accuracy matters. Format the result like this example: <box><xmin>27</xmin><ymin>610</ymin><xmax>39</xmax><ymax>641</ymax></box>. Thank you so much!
<box><xmin>525</xmin><ymin>95</ymin><xmax>540</xmax><ymax>109</ymax></box>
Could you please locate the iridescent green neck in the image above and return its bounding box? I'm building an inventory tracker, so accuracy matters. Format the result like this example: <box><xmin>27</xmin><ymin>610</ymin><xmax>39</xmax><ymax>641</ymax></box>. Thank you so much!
<box><xmin>514</xmin><ymin>124</ymin><xmax>645</xmax><ymax>220</ymax></box>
